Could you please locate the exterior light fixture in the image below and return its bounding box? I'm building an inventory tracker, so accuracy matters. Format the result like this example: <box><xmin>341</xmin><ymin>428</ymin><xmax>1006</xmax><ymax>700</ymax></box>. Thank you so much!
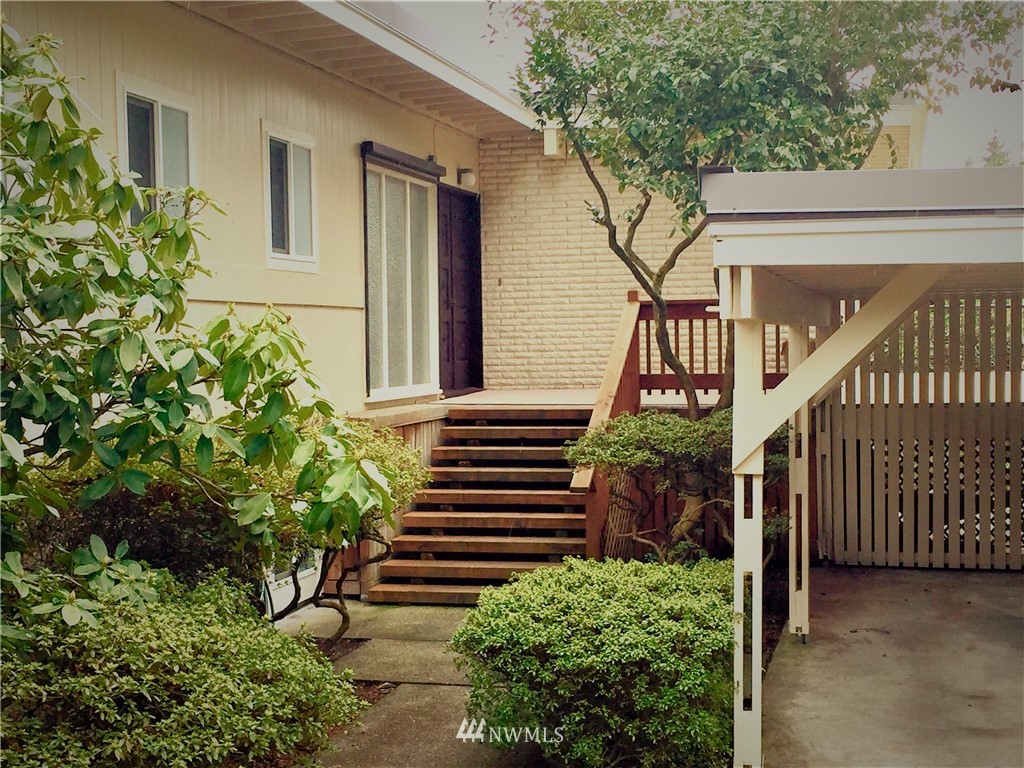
<box><xmin>457</xmin><ymin>168</ymin><xmax>477</xmax><ymax>188</ymax></box>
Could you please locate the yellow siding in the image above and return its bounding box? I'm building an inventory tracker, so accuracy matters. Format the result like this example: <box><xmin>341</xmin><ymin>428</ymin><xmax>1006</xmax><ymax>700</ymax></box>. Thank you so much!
<box><xmin>5</xmin><ymin>1</ymin><xmax>479</xmax><ymax>412</ymax></box>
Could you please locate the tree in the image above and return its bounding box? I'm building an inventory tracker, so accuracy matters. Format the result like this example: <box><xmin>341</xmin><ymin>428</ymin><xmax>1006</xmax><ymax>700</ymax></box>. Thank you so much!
<box><xmin>0</xmin><ymin>26</ymin><xmax>409</xmax><ymax>638</ymax></box>
<box><xmin>966</xmin><ymin>132</ymin><xmax>1019</xmax><ymax>167</ymax></box>
<box><xmin>510</xmin><ymin>1</ymin><xmax>1023</xmax><ymax>418</ymax></box>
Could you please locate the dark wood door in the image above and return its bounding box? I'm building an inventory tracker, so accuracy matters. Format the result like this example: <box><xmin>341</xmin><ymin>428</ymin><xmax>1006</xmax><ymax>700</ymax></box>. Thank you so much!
<box><xmin>438</xmin><ymin>186</ymin><xmax>483</xmax><ymax>395</ymax></box>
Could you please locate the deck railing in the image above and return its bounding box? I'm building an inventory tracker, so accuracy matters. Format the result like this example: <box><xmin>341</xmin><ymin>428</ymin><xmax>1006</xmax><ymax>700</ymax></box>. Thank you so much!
<box><xmin>572</xmin><ymin>291</ymin><xmax>785</xmax><ymax>558</ymax></box>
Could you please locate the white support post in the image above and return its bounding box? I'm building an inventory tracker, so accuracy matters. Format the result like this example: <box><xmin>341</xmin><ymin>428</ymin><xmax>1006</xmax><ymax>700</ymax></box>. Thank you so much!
<box><xmin>733</xmin><ymin>316</ymin><xmax>765</xmax><ymax>768</ymax></box>
<box><xmin>787</xmin><ymin>326</ymin><xmax>811</xmax><ymax>638</ymax></box>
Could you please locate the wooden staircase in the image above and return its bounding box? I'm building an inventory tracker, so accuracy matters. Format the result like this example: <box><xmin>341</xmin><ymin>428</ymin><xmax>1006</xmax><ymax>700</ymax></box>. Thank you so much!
<box><xmin>366</xmin><ymin>405</ymin><xmax>591</xmax><ymax>605</ymax></box>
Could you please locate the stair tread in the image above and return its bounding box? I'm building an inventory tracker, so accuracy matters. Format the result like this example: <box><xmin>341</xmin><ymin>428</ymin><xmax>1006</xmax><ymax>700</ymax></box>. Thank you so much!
<box><xmin>366</xmin><ymin>583</ymin><xmax>483</xmax><ymax>605</ymax></box>
<box><xmin>380</xmin><ymin>559</ymin><xmax>560</xmax><ymax>579</ymax></box>
<box><xmin>394</xmin><ymin>534</ymin><xmax>585</xmax><ymax>544</ymax></box>
<box><xmin>445</xmin><ymin>406</ymin><xmax>592</xmax><ymax>421</ymax></box>
<box><xmin>402</xmin><ymin>510</ymin><xmax>585</xmax><ymax>529</ymax></box>
<box><xmin>383</xmin><ymin>558</ymin><xmax>562</xmax><ymax>568</ymax></box>
<box><xmin>441</xmin><ymin>425</ymin><xmax>585</xmax><ymax>439</ymax></box>
<box><xmin>415</xmin><ymin>488</ymin><xmax>584</xmax><ymax>502</ymax></box>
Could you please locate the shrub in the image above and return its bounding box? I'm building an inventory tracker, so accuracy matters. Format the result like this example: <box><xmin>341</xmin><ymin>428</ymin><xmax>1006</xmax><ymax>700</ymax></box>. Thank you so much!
<box><xmin>565</xmin><ymin>409</ymin><xmax>787</xmax><ymax>562</ymax></box>
<box><xmin>17</xmin><ymin>460</ymin><xmax>268</xmax><ymax>588</ymax></box>
<box><xmin>449</xmin><ymin>557</ymin><xmax>734</xmax><ymax>768</ymax></box>
<box><xmin>1</xmin><ymin>575</ymin><xmax>363</xmax><ymax>768</ymax></box>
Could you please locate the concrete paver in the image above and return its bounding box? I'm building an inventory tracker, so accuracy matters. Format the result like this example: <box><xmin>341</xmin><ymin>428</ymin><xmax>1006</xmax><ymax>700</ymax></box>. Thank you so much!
<box><xmin>324</xmin><ymin>683</ymin><xmax>543</xmax><ymax>768</ymax></box>
<box><xmin>276</xmin><ymin>601</ymin><xmax>468</xmax><ymax>642</ymax></box>
<box><xmin>337</xmin><ymin>637</ymin><xmax>467</xmax><ymax>686</ymax></box>
<box><xmin>763</xmin><ymin>567</ymin><xmax>1024</xmax><ymax>768</ymax></box>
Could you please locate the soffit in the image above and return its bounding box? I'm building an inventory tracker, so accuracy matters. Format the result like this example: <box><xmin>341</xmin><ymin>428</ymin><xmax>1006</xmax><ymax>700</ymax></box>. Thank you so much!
<box><xmin>762</xmin><ymin>262</ymin><xmax>1024</xmax><ymax>300</ymax></box>
<box><xmin>174</xmin><ymin>0</ymin><xmax>535</xmax><ymax>140</ymax></box>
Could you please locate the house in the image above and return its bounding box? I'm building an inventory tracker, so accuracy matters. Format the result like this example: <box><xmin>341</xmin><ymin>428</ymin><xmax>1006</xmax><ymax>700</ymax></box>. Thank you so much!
<box><xmin>5</xmin><ymin>1</ymin><xmax>946</xmax><ymax>607</ymax></box>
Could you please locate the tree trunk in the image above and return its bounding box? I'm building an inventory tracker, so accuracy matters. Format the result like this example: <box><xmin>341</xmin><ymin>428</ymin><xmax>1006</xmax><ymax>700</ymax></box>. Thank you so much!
<box><xmin>652</xmin><ymin>297</ymin><xmax>701</xmax><ymax>421</ymax></box>
<box><xmin>715</xmin><ymin>319</ymin><xmax>735</xmax><ymax>411</ymax></box>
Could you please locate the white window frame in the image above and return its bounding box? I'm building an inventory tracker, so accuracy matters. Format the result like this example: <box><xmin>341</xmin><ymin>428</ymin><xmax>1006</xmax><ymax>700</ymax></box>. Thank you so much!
<box><xmin>115</xmin><ymin>72</ymin><xmax>197</xmax><ymax>192</ymax></box>
<box><xmin>261</xmin><ymin>120</ymin><xmax>318</xmax><ymax>274</ymax></box>
<box><xmin>365</xmin><ymin>163</ymin><xmax>441</xmax><ymax>403</ymax></box>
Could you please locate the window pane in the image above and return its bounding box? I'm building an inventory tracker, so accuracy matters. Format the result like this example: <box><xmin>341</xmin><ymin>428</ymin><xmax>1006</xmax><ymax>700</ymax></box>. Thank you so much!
<box><xmin>269</xmin><ymin>138</ymin><xmax>289</xmax><ymax>253</ymax></box>
<box><xmin>292</xmin><ymin>146</ymin><xmax>313</xmax><ymax>258</ymax></box>
<box><xmin>410</xmin><ymin>183</ymin><xmax>430</xmax><ymax>385</ymax></box>
<box><xmin>385</xmin><ymin>176</ymin><xmax>408</xmax><ymax>388</ymax></box>
<box><xmin>366</xmin><ymin>171</ymin><xmax>384</xmax><ymax>391</ymax></box>
<box><xmin>126</xmin><ymin>95</ymin><xmax>155</xmax><ymax>225</ymax></box>
<box><xmin>160</xmin><ymin>105</ymin><xmax>189</xmax><ymax>188</ymax></box>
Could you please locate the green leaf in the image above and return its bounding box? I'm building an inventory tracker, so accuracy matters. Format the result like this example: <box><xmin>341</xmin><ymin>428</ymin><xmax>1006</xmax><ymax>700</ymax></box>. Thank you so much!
<box><xmin>30</xmin><ymin>602</ymin><xmax>62</xmax><ymax>615</ymax></box>
<box><xmin>61</xmin><ymin>604</ymin><xmax>82</xmax><ymax>626</ymax></box>
<box><xmin>169</xmin><ymin>348</ymin><xmax>194</xmax><ymax>371</ymax></box>
<box><xmin>26</xmin><ymin>120</ymin><xmax>49</xmax><ymax>159</ymax></box>
<box><xmin>115</xmin><ymin>540</ymin><xmax>130</xmax><ymax>559</ymax></box>
<box><xmin>118</xmin><ymin>333</ymin><xmax>142</xmax><ymax>372</ymax></box>
<box><xmin>92</xmin><ymin>347</ymin><xmax>116</xmax><ymax>384</ymax></box>
<box><xmin>127</xmin><ymin>249</ymin><xmax>148</xmax><ymax>278</ymax></box>
<box><xmin>90</xmin><ymin>535</ymin><xmax>109</xmax><ymax>561</ymax></box>
<box><xmin>92</xmin><ymin>441</ymin><xmax>122</xmax><ymax>469</ymax></box>
<box><xmin>167</xmin><ymin>401</ymin><xmax>185</xmax><ymax>429</ymax></box>
<box><xmin>195</xmin><ymin>435</ymin><xmax>213</xmax><ymax>473</ymax></box>
<box><xmin>291</xmin><ymin>438</ymin><xmax>316</xmax><ymax>467</ymax></box>
<box><xmin>120</xmin><ymin>469</ymin><xmax>151</xmax><ymax>495</ymax></box>
<box><xmin>221</xmin><ymin>358</ymin><xmax>250</xmax><ymax>402</ymax></box>
<box><xmin>82</xmin><ymin>474</ymin><xmax>117</xmax><ymax>504</ymax></box>
<box><xmin>215</xmin><ymin>427</ymin><xmax>246</xmax><ymax>459</ymax></box>
<box><xmin>236</xmin><ymin>492</ymin><xmax>271</xmax><ymax>526</ymax></box>
<box><xmin>115</xmin><ymin>422</ymin><xmax>149</xmax><ymax>455</ymax></box>
<box><xmin>3</xmin><ymin>263</ymin><xmax>24</xmax><ymax>305</ymax></box>
<box><xmin>1</xmin><ymin>433</ymin><xmax>26</xmax><ymax>465</ymax></box>
<box><xmin>321</xmin><ymin>462</ymin><xmax>357</xmax><ymax>504</ymax></box>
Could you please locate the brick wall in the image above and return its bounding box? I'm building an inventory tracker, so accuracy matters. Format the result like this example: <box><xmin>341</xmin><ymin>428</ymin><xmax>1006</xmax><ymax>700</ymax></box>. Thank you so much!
<box><xmin>478</xmin><ymin>128</ymin><xmax>912</xmax><ymax>389</ymax></box>
<box><xmin>478</xmin><ymin>133</ymin><xmax>716</xmax><ymax>389</ymax></box>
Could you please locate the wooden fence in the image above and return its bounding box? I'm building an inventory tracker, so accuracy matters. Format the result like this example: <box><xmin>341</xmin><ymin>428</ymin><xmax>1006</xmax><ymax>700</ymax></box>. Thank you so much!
<box><xmin>817</xmin><ymin>292</ymin><xmax>1024</xmax><ymax>570</ymax></box>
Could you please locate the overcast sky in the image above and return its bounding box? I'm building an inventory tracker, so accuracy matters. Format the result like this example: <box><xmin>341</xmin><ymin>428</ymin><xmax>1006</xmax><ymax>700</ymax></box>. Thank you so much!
<box><xmin>395</xmin><ymin>0</ymin><xmax>1024</xmax><ymax>168</ymax></box>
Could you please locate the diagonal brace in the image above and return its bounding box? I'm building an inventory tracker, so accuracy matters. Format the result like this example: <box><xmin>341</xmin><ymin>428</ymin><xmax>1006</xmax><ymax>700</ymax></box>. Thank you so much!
<box><xmin>732</xmin><ymin>263</ymin><xmax>950</xmax><ymax>469</ymax></box>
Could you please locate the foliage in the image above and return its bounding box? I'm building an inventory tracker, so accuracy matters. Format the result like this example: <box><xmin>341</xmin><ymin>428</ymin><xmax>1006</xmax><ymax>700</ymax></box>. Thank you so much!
<box><xmin>565</xmin><ymin>409</ymin><xmax>787</xmax><ymax>562</ymax></box>
<box><xmin>1</xmin><ymin>536</ymin><xmax>165</xmax><ymax>644</ymax></box>
<box><xmin>508</xmin><ymin>0</ymin><xmax>1023</xmax><ymax>416</ymax></box>
<box><xmin>965</xmin><ymin>132</ymin><xmax>1019</xmax><ymax>167</ymax></box>
<box><xmin>14</xmin><ymin>458</ymin><xmax>273</xmax><ymax>588</ymax></box>
<box><xmin>1</xmin><ymin>574</ymin><xmax>363</xmax><ymax>768</ymax></box>
<box><xmin>1</xmin><ymin>25</ymin><xmax>402</xmax><ymax>635</ymax></box>
<box><xmin>450</xmin><ymin>557</ymin><xmax>735</xmax><ymax>768</ymax></box>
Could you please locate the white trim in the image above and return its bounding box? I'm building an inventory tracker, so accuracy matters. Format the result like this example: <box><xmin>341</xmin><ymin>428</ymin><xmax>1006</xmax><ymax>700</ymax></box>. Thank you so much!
<box><xmin>114</xmin><ymin>71</ymin><xmax>198</xmax><ymax>188</ymax></box>
<box><xmin>302</xmin><ymin>1</ymin><xmax>537</xmax><ymax>129</ymax></box>
<box><xmin>364</xmin><ymin>163</ymin><xmax>440</xmax><ymax>401</ymax></box>
<box><xmin>712</xmin><ymin>216</ymin><xmax>1024</xmax><ymax>267</ymax></box>
<box><xmin>261</xmin><ymin>119</ymin><xmax>319</xmax><ymax>273</ymax></box>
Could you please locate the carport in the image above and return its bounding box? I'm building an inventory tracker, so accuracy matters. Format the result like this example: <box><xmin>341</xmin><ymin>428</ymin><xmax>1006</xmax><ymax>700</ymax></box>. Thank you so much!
<box><xmin>701</xmin><ymin>166</ymin><xmax>1024</xmax><ymax>768</ymax></box>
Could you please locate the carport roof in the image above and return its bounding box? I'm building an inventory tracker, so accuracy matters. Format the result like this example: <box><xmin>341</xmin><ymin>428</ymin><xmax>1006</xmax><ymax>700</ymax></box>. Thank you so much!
<box><xmin>702</xmin><ymin>167</ymin><xmax>1024</xmax><ymax>298</ymax></box>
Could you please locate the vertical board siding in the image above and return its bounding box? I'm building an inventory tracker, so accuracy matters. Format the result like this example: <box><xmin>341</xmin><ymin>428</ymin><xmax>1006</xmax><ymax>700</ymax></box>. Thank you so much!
<box><xmin>821</xmin><ymin>292</ymin><xmax>1024</xmax><ymax>570</ymax></box>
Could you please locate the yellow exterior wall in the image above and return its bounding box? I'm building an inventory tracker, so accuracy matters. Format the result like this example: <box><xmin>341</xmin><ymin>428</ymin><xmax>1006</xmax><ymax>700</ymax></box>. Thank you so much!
<box><xmin>4</xmin><ymin>1</ymin><xmax>479</xmax><ymax>412</ymax></box>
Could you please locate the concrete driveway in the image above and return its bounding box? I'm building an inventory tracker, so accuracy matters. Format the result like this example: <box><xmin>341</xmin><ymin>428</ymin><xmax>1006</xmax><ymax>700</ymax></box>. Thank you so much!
<box><xmin>763</xmin><ymin>566</ymin><xmax>1024</xmax><ymax>768</ymax></box>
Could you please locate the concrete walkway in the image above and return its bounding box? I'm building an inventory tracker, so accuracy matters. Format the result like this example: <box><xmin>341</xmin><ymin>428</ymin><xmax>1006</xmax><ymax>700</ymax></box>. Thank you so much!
<box><xmin>277</xmin><ymin>602</ymin><xmax>544</xmax><ymax>768</ymax></box>
<box><xmin>763</xmin><ymin>566</ymin><xmax>1024</xmax><ymax>768</ymax></box>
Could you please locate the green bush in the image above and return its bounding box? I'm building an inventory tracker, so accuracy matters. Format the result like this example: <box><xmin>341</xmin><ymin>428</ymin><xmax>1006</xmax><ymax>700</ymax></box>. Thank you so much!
<box><xmin>1</xmin><ymin>575</ymin><xmax>363</xmax><ymax>768</ymax></box>
<box><xmin>449</xmin><ymin>557</ymin><xmax>734</xmax><ymax>768</ymax></box>
<box><xmin>17</xmin><ymin>460</ymin><xmax>268</xmax><ymax>588</ymax></box>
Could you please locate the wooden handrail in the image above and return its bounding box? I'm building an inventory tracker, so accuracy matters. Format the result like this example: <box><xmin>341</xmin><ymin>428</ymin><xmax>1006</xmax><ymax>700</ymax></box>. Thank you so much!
<box><xmin>571</xmin><ymin>291</ymin><xmax>642</xmax><ymax>493</ymax></box>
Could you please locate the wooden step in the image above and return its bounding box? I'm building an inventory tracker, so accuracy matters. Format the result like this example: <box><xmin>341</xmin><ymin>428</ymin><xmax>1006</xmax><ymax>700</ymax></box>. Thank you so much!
<box><xmin>366</xmin><ymin>583</ymin><xmax>483</xmax><ymax>605</ymax></box>
<box><xmin>391</xmin><ymin>534</ymin><xmax>586</xmax><ymax>555</ymax></box>
<box><xmin>402</xmin><ymin>510</ymin><xmax>586</xmax><ymax>530</ymax></box>
<box><xmin>431</xmin><ymin>445</ymin><xmax>569</xmax><ymax>463</ymax></box>
<box><xmin>379</xmin><ymin>559</ymin><xmax>561</xmax><ymax>580</ymax></box>
<box><xmin>428</xmin><ymin>466</ymin><xmax>573</xmax><ymax>484</ymax></box>
<box><xmin>413</xmin><ymin>488</ymin><xmax>585</xmax><ymax>506</ymax></box>
<box><xmin>440</xmin><ymin>425</ymin><xmax>586</xmax><ymax>442</ymax></box>
<box><xmin>445</xmin><ymin>406</ymin><xmax>592</xmax><ymax>422</ymax></box>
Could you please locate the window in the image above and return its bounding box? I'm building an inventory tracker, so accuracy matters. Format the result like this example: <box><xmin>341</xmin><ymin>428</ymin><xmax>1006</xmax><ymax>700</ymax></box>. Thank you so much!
<box><xmin>263</xmin><ymin>124</ymin><xmax>316</xmax><ymax>272</ymax></box>
<box><xmin>120</xmin><ymin>83</ymin><xmax>191</xmax><ymax>225</ymax></box>
<box><xmin>365</xmin><ymin>166</ymin><xmax>438</xmax><ymax>399</ymax></box>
